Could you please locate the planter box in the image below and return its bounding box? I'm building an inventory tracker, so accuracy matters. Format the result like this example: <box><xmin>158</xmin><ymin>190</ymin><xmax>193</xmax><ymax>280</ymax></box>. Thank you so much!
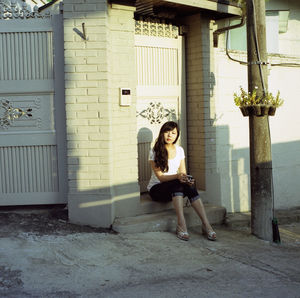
<box><xmin>239</xmin><ymin>105</ymin><xmax>276</xmax><ymax>117</ymax></box>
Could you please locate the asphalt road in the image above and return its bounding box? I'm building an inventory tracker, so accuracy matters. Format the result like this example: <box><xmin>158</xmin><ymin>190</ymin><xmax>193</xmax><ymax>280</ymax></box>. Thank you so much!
<box><xmin>0</xmin><ymin>209</ymin><xmax>300</xmax><ymax>298</ymax></box>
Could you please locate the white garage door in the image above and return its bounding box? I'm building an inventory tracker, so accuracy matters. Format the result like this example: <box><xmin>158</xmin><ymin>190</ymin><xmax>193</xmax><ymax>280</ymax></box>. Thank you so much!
<box><xmin>0</xmin><ymin>4</ymin><xmax>67</xmax><ymax>205</ymax></box>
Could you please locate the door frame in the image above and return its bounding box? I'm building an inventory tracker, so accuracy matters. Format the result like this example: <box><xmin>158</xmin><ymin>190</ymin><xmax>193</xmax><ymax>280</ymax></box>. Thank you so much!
<box><xmin>135</xmin><ymin>32</ymin><xmax>187</xmax><ymax>192</ymax></box>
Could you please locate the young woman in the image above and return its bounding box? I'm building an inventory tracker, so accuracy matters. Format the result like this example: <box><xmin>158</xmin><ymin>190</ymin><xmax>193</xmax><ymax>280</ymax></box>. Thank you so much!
<box><xmin>147</xmin><ymin>121</ymin><xmax>216</xmax><ymax>241</ymax></box>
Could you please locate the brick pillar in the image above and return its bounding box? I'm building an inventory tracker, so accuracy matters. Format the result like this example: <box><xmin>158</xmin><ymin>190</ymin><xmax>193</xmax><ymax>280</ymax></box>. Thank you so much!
<box><xmin>64</xmin><ymin>0</ymin><xmax>139</xmax><ymax>227</ymax></box>
<box><xmin>64</xmin><ymin>0</ymin><xmax>115</xmax><ymax>227</ymax></box>
<box><xmin>184</xmin><ymin>14</ymin><xmax>222</xmax><ymax>205</ymax></box>
<box><xmin>184</xmin><ymin>14</ymin><xmax>207</xmax><ymax>190</ymax></box>
<box><xmin>107</xmin><ymin>3</ymin><xmax>140</xmax><ymax>218</ymax></box>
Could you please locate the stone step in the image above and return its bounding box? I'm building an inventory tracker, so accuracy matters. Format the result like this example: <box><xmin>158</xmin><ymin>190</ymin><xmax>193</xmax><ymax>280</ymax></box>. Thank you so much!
<box><xmin>112</xmin><ymin>204</ymin><xmax>226</xmax><ymax>233</ymax></box>
<box><xmin>137</xmin><ymin>190</ymin><xmax>207</xmax><ymax>215</ymax></box>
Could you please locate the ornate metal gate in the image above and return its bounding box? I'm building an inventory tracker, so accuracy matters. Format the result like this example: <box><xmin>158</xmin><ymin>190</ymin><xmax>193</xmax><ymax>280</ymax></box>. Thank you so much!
<box><xmin>135</xmin><ymin>18</ymin><xmax>187</xmax><ymax>192</ymax></box>
<box><xmin>0</xmin><ymin>1</ymin><xmax>67</xmax><ymax>205</ymax></box>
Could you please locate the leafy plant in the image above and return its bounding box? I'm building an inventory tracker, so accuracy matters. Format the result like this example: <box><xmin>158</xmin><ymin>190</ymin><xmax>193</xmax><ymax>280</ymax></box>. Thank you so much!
<box><xmin>234</xmin><ymin>87</ymin><xmax>284</xmax><ymax>107</ymax></box>
<box><xmin>270</xmin><ymin>90</ymin><xmax>284</xmax><ymax>107</ymax></box>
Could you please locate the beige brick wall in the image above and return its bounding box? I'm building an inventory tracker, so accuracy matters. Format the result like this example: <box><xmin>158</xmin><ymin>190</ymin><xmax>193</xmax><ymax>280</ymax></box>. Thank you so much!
<box><xmin>107</xmin><ymin>3</ymin><xmax>140</xmax><ymax>217</ymax></box>
<box><xmin>64</xmin><ymin>0</ymin><xmax>139</xmax><ymax>227</ymax></box>
<box><xmin>64</xmin><ymin>0</ymin><xmax>112</xmax><ymax>227</ymax></box>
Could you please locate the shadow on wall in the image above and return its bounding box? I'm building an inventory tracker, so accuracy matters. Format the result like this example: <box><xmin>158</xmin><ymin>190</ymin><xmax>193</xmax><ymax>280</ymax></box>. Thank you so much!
<box><xmin>211</xmin><ymin>124</ymin><xmax>300</xmax><ymax>213</ymax></box>
<box><xmin>271</xmin><ymin>139</ymin><xmax>300</xmax><ymax>209</ymax></box>
<box><xmin>68</xmin><ymin>125</ymin><xmax>300</xmax><ymax>227</ymax></box>
<box><xmin>68</xmin><ymin>156</ymin><xmax>142</xmax><ymax>227</ymax></box>
<box><xmin>69</xmin><ymin>127</ymin><xmax>156</xmax><ymax>228</ymax></box>
<box><xmin>137</xmin><ymin>127</ymin><xmax>153</xmax><ymax>193</ymax></box>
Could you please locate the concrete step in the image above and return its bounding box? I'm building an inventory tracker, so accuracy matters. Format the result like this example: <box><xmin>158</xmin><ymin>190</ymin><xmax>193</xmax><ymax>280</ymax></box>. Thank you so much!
<box><xmin>112</xmin><ymin>204</ymin><xmax>226</xmax><ymax>233</ymax></box>
<box><xmin>137</xmin><ymin>192</ymin><xmax>173</xmax><ymax>215</ymax></box>
<box><xmin>225</xmin><ymin>212</ymin><xmax>251</xmax><ymax>228</ymax></box>
<box><xmin>137</xmin><ymin>190</ymin><xmax>207</xmax><ymax>215</ymax></box>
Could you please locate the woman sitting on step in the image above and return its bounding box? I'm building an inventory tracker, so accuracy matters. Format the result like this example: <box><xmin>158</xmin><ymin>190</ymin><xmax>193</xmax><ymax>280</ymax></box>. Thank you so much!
<box><xmin>147</xmin><ymin>121</ymin><xmax>216</xmax><ymax>241</ymax></box>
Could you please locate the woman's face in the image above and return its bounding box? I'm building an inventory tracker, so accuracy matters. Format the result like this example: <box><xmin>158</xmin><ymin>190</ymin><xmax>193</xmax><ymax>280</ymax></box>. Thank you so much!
<box><xmin>163</xmin><ymin>128</ymin><xmax>178</xmax><ymax>144</ymax></box>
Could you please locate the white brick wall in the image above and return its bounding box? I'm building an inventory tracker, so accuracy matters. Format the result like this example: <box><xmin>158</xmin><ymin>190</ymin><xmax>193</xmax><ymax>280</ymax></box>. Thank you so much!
<box><xmin>64</xmin><ymin>0</ymin><xmax>139</xmax><ymax>227</ymax></box>
<box><xmin>64</xmin><ymin>0</ymin><xmax>114</xmax><ymax>227</ymax></box>
<box><xmin>108</xmin><ymin>4</ymin><xmax>138</xmax><ymax>186</ymax></box>
<box><xmin>106</xmin><ymin>3</ymin><xmax>140</xmax><ymax>217</ymax></box>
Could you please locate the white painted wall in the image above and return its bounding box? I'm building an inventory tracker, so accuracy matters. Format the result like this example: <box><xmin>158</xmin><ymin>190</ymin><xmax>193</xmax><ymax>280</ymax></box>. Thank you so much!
<box><xmin>226</xmin><ymin>0</ymin><xmax>300</xmax><ymax>56</ymax></box>
<box><xmin>212</xmin><ymin>48</ymin><xmax>300</xmax><ymax>212</ymax></box>
<box><xmin>208</xmin><ymin>0</ymin><xmax>300</xmax><ymax>212</ymax></box>
<box><xmin>266</xmin><ymin>0</ymin><xmax>300</xmax><ymax>56</ymax></box>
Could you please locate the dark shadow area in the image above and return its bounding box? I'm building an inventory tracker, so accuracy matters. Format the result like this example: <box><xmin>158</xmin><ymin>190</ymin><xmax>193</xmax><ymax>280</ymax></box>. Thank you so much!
<box><xmin>0</xmin><ymin>206</ymin><xmax>113</xmax><ymax>236</ymax></box>
<box><xmin>218</xmin><ymin>123</ymin><xmax>300</xmax><ymax>212</ymax></box>
<box><xmin>137</xmin><ymin>127</ymin><xmax>153</xmax><ymax>193</ymax></box>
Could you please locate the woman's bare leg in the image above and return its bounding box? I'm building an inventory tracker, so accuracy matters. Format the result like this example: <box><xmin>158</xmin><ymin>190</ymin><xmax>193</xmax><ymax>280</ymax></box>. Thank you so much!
<box><xmin>191</xmin><ymin>198</ymin><xmax>214</xmax><ymax>232</ymax></box>
<box><xmin>172</xmin><ymin>196</ymin><xmax>187</xmax><ymax>231</ymax></box>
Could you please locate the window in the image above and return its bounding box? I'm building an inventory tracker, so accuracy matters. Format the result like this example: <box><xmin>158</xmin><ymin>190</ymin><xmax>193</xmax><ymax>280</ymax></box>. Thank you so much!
<box><xmin>228</xmin><ymin>10</ymin><xmax>289</xmax><ymax>54</ymax></box>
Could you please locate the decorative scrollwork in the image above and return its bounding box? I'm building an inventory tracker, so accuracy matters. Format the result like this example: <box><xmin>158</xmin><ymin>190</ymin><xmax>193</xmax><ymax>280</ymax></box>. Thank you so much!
<box><xmin>0</xmin><ymin>99</ymin><xmax>33</xmax><ymax>128</ymax></box>
<box><xmin>0</xmin><ymin>0</ymin><xmax>50</xmax><ymax>19</ymax></box>
<box><xmin>137</xmin><ymin>102</ymin><xmax>176</xmax><ymax>124</ymax></box>
<box><xmin>135</xmin><ymin>17</ymin><xmax>179</xmax><ymax>38</ymax></box>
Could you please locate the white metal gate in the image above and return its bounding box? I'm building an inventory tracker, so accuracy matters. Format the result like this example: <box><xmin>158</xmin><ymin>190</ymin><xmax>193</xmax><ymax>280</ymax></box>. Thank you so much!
<box><xmin>0</xmin><ymin>3</ymin><xmax>67</xmax><ymax>205</ymax></box>
<box><xmin>135</xmin><ymin>19</ymin><xmax>187</xmax><ymax>192</ymax></box>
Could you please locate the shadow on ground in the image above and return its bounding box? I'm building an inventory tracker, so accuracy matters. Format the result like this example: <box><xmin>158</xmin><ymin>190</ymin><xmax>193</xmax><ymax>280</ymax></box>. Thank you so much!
<box><xmin>0</xmin><ymin>205</ymin><xmax>113</xmax><ymax>236</ymax></box>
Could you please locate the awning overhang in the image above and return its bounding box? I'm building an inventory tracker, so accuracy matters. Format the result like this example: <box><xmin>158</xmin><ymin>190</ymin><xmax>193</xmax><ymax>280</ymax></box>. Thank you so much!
<box><xmin>111</xmin><ymin>0</ymin><xmax>242</xmax><ymax>20</ymax></box>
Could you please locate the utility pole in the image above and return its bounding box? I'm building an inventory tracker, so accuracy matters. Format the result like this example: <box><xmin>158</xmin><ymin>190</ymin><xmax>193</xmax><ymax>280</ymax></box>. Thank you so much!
<box><xmin>246</xmin><ymin>0</ymin><xmax>273</xmax><ymax>241</ymax></box>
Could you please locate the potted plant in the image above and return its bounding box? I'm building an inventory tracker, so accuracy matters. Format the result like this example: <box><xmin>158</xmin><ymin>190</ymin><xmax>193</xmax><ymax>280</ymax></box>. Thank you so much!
<box><xmin>234</xmin><ymin>87</ymin><xmax>284</xmax><ymax>116</ymax></box>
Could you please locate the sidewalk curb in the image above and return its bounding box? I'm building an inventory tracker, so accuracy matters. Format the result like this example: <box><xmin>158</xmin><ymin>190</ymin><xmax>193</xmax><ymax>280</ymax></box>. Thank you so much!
<box><xmin>225</xmin><ymin>208</ymin><xmax>300</xmax><ymax>228</ymax></box>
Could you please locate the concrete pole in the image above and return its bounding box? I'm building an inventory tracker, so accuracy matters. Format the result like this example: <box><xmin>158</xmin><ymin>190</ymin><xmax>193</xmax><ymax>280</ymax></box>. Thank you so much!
<box><xmin>246</xmin><ymin>0</ymin><xmax>273</xmax><ymax>241</ymax></box>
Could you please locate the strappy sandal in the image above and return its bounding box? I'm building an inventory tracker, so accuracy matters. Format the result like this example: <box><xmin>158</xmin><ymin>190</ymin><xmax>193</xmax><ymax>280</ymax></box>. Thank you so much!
<box><xmin>202</xmin><ymin>227</ymin><xmax>217</xmax><ymax>241</ymax></box>
<box><xmin>176</xmin><ymin>225</ymin><xmax>189</xmax><ymax>241</ymax></box>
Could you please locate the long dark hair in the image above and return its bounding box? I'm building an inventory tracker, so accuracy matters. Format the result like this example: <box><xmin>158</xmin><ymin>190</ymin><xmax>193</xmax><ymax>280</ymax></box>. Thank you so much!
<box><xmin>153</xmin><ymin>121</ymin><xmax>180</xmax><ymax>172</ymax></box>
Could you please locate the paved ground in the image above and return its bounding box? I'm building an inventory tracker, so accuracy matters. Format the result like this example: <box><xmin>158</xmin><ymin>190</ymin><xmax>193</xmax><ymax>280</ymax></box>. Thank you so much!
<box><xmin>0</xmin><ymin>207</ymin><xmax>300</xmax><ymax>298</ymax></box>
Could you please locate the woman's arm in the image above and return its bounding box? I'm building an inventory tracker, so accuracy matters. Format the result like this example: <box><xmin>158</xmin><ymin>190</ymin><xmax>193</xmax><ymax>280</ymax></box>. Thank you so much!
<box><xmin>150</xmin><ymin>161</ymin><xmax>179</xmax><ymax>182</ymax></box>
<box><xmin>150</xmin><ymin>159</ymin><xmax>188</xmax><ymax>183</ymax></box>
<box><xmin>178</xmin><ymin>159</ymin><xmax>187</xmax><ymax>175</ymax></box>
<box><xmin>178</xmin><ymin>159</ymin><xmax>194</xmax><ymax>184</ymax></box>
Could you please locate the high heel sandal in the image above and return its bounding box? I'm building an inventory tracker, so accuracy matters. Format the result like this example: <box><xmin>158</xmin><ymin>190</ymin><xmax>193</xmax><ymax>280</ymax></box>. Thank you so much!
<box><xmin>202</xmin><ymin>226</ymin><xmax>217</xmax><ymax>241</ymax></box>
<box><xmin>176</xmin><ymin>225</ymin><xmax>189</xmax><ymax>241</ymax></box>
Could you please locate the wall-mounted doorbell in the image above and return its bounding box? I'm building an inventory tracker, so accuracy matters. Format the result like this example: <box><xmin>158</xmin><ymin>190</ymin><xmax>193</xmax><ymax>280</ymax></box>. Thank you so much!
<box><xmin>119</xmin><ymin>88</ymin><xmax>131</xmax><ymax>106</ymax></box>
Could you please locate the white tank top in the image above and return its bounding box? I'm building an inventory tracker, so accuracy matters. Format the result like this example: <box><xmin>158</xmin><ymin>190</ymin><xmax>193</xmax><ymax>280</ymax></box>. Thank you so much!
<box><xmin>147</xmin><ymin>145</ymin><xmax>185</xmax><ymax>191</ymax></box>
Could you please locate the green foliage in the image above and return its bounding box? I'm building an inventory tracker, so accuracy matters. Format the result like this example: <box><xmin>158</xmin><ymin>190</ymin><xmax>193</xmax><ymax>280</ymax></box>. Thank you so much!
<box><xmin>270</xmin><ymin>90</ymin><xmax>284</xmax><ymax>107</ymax></box>
<box><xmin>234</xmin><ymin>87</ymin><xmax>284</xmax><ymax>107</ymax></box>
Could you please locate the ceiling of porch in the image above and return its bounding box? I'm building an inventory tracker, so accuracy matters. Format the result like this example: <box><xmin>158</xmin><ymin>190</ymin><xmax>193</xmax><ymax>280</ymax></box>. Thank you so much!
<box><xmin>134</xmin><ymin>0</ymin><xmax>242</xmax><ymax>20</ymax></box>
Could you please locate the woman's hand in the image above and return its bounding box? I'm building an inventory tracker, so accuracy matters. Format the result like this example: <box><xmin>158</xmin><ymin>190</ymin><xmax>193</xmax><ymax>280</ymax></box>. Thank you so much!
<box><xmin>186</xmin><ymin>176</ymin><xmax>195</xmax><ymax>186</ymax></box>
<box><xmin>177</xmin><ymin>173</ymin><xmax>195</xmax><ymax>185</ymax></box>
<box><xmin>177</xmin><ymin>173</ymin><xmax>186</xmax><ymax>183</ymax></box>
